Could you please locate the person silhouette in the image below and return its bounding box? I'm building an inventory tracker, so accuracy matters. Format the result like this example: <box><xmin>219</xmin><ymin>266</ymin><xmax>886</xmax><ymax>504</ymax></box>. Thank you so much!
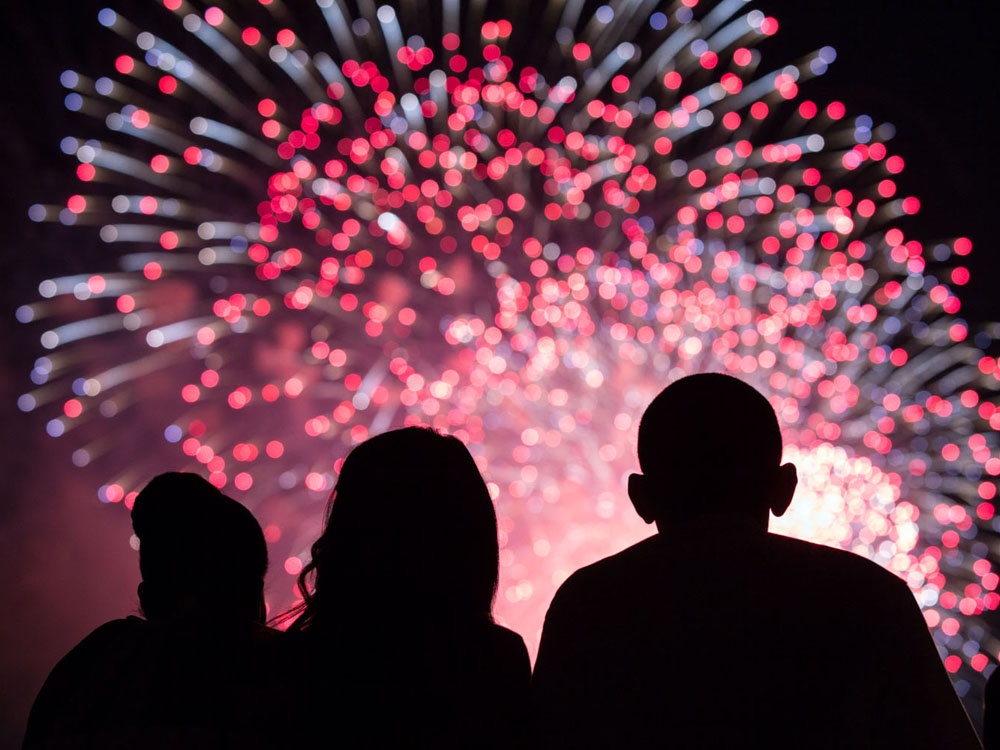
<box><xmin>24</xmin><ymin>472</ymin><xmax>290</xmax><ymax>749</ymax></box>
<box><xmin>283</xmin><ymin>426</ymin><xmax>530</xmax><ymax>747</ymax></box>
<box><xmin>986</xmin><ymin>667</ymin><xmax>1000</xmax><ymax>749</ymax></box>
<box><xmin>532</xmin><ymin>373</ymin><xmax>981</xmax><ymax>748</ymax></box>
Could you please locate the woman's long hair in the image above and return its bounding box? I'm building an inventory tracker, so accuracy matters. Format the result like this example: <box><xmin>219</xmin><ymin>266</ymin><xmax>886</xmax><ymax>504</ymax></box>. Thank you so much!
<box><xmin>282</xmin><ymin>427</ymin><xmax>499</xmax><ymax>632</ymax></box>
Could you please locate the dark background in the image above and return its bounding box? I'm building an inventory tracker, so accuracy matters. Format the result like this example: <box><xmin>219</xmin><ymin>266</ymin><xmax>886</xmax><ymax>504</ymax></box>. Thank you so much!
<box><xmin>1</xmin><ymin>0</ymin><xmax>997</xmax><ymax>745</ymax></box>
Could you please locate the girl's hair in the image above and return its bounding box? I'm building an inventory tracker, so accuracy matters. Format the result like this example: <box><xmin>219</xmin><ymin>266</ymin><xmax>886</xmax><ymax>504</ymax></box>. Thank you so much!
<box><xmin>281</xmin><ymin>427</ymin><xmax>499</xmax><ymax>631</ymax></box>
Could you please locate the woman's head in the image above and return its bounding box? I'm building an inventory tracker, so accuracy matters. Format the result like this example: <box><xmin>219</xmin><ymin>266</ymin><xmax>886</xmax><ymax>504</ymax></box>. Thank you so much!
<box><xmin>292</xmin><ymin>427</ymin><xmax>499</xmax><ymax>630</ymax></box>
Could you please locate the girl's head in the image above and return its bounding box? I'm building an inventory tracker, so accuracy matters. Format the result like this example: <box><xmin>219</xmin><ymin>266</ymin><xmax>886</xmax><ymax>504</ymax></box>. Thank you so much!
<box><xmin>132</xmin><ymin>472</ymin><xmax>268</xmax><ymax>623</ymax></box>
<box><xmin>291</xmin><ymin>427</ymin><xmax>499</xmax><ymax>630</ymax></box>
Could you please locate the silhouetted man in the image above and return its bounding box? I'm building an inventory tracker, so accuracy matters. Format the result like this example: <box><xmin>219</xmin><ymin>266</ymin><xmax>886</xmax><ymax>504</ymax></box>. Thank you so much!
<box><xmin>24</xmin><ymin>472</ymin><xmax>292</xmax><ymax>749</ymax></box>
<box><xmin>533</xmin><ymin>373</ymin><xmax>980</xmax><ymax>748</ymax></box>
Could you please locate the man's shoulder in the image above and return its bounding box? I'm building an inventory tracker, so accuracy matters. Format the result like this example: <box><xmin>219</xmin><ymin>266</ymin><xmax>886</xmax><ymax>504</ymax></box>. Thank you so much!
<box><xmin>552</xmin><ymin>532</ymin><xmax>911</xmax><ymax>608</ymax></box>
<box><xmin>765</xmin><ymin>533</ymin><xmax>908</xmax><ymax>589</ymax></box>
<box><xmin>549</xmin><ymin>535</ymin><xmax>661</xmax><ymax>607</ymax></box>
<box><xmin>765</xmin><ymin>534</ymin><xmax>924</xmax><ymax>623</ymax></box>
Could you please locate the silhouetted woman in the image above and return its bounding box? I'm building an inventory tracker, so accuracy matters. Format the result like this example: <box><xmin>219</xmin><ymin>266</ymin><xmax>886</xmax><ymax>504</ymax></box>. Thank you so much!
<box><xmin>284</xmin><ymin>427</ymin><xmax>530</xmax><ymax>747</ymax></box>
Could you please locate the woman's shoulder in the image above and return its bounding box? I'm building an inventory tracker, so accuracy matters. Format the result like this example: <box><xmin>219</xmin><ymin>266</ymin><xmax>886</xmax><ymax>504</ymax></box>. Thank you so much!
<box><xmin>465</xmin><ymin>621</ymin><xmax>530</xmax><ymax>681</ymax></box>
<box><xmin>484</xmin><ymin>622</ymin><xmax>529</xmax><ymax>655</ymax></box>
<box><xmin>452</xmin><ymin>621</ymin><xmax>531</xmax><ymax>746</ymax></box>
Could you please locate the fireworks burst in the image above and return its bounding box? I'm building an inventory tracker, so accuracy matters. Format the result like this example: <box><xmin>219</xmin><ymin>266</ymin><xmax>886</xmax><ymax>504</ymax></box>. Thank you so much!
<box><xmin>17</xmin><ymin>0</ymin><xmax>1000</xmax><ymax>704</ymax></box>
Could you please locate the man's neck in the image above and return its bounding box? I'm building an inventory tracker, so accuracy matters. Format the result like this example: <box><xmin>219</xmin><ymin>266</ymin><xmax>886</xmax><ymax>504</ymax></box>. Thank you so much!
<box><xmin>654</xmin><ymin>509</ymin><xmax>768</xmax><ymax>534</ymax></box>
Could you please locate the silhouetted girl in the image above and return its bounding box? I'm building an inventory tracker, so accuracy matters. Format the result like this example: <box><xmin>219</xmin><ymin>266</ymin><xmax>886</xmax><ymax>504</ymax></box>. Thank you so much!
<box><xmin>285</xmin><ymin>427</ymin><xmax>530</xmax><ymax>747</ymax></box>
<box><xmin>25</xmin><ymin>472</ymin><xmax>291</xmax><ymax>749</ymax></box>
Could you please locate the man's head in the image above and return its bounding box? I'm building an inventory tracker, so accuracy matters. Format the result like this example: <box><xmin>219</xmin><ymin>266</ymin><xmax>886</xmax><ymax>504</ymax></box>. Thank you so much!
<box><xmin>132</xmin><ymin>472</ymin><xmax>268</xmax><ymax>623</ymax></box>
<box><xmin>628</xmin><ymin>373</ymin><xmax>797</xmax><ymax>529</ymax></box>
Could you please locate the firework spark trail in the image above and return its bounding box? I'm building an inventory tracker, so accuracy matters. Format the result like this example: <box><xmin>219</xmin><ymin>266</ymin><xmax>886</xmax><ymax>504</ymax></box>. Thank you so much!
<box><xmin>17</xmin><ymin>0</ymin><xmax>1000</xmax><ymax>703</ymax></box>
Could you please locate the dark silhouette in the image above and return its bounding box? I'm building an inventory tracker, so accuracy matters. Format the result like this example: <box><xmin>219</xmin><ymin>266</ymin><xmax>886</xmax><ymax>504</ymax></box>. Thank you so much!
<box><xmin>24</xmin><ymin>472</ymin><xmax>291</xmax><ymax>749</ymax></box>
<box><xmin>986</xmin><ymin>668</ymin><xmax>1000</xmax><ymax>749</ymax></box>
<box><xmin>284</xmin><ymin>426</ymin><xmax>530</xmax><ymax>747</ymax></box>
<box><xmin>532</xmin><ymin>373</ymin><xmax>981</xmax><ymax>748</ymax></box>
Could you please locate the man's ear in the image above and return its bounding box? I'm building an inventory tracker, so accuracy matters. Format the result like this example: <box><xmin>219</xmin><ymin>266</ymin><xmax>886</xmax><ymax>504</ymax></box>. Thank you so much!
<box><xmin>628</xmin><ymin>473</ymin><xmax>657</xmax><ymax>525</ymax></box>
<box><xmin>769</xmin><ymin>462</ymin><xmax>797</xmax><ymax>518</ymax></box>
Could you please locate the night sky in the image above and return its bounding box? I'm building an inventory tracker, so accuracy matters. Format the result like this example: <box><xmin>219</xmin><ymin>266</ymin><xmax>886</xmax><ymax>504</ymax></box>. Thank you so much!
<box><xmin>1</xmin><ymin>1</ymin><xmax>997</xmax><ymax>744</ymax></box>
